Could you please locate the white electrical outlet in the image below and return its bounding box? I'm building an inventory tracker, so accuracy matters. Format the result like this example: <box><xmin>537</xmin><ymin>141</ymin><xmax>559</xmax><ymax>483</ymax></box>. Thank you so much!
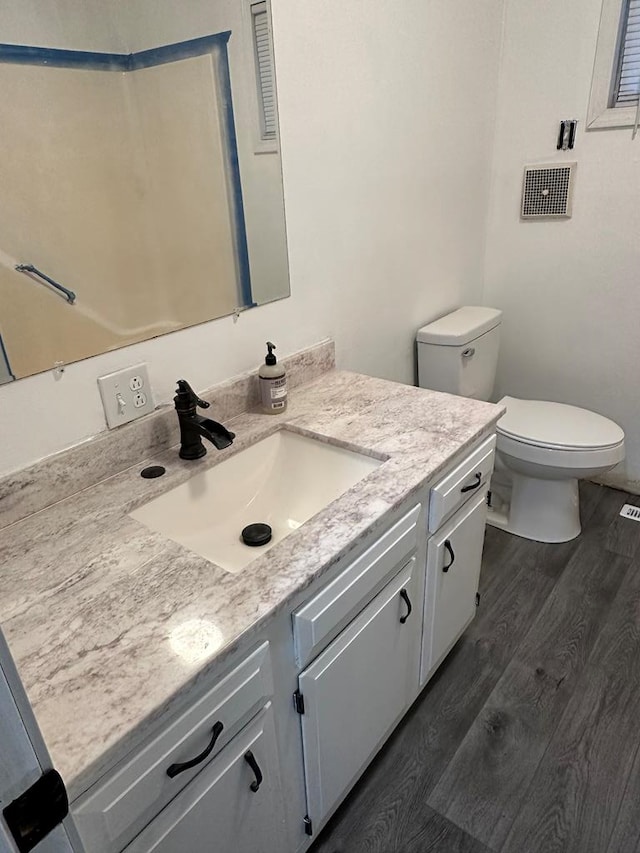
<box><xmin>97</xmin><ymin>364</ymin><xmax>155</xmax><ymax>428</ymax></box>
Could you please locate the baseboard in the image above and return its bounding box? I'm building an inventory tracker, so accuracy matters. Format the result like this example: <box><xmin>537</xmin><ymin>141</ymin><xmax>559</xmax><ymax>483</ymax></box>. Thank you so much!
<box><xmin>591</xmin><ymin>471</ymin><xmax>640</xmax><ymax>496</ymax></box>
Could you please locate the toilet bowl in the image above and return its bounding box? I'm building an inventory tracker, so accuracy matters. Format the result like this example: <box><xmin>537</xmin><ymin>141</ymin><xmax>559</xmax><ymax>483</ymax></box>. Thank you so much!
<box><xmin>489</xmin><ymin>396</ymin><xmax>625</xmax><ymax>542</ymax></box>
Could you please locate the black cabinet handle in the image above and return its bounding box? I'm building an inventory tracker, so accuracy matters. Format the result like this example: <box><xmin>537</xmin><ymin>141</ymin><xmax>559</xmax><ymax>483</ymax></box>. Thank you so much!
<box><xmin>460</xmin><ymin>472</ymin><xmax>482</xmax><ymax>493</ymax></box>
<box><xmin>166</xmin><ymin>721</ymin><xmax>224</xmax><ymax>778</ymax></box>
<box><xmin>244</xmin><ymin>750</ymin><xmax>263</xmax><ymax>792</ymax></box>
<box><xmin>443</xmin><ymin>540</ymin><xmax>455</xmax><ymax>572</ymax></box>
<box><xmin>399</xmin><ymin>588</ymin><xmax>412</xmax><ymax>624</ymax></box>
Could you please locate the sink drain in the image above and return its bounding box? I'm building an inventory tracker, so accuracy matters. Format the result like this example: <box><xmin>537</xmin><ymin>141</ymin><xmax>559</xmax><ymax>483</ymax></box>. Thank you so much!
<box><xmin>241</xmin><ymin>523</ymin><xmax>272</xmax><ymax>547</ymax></box>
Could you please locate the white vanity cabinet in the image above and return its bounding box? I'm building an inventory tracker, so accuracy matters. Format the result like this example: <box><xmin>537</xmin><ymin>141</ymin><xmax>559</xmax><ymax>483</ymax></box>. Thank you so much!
<box><xmin>66</xmin><ymin>433</ymin><xmax>497</xmax><ymax>853</ymax></box>
<box><xmin>288</xmin><ymin>436</ymin><xmax>495</xmax><ymax>844</ymax></box>
<box><xmin>122</xmin><ymin>704</ymin><xmax>284</xmax><ymax>853</ymax></box>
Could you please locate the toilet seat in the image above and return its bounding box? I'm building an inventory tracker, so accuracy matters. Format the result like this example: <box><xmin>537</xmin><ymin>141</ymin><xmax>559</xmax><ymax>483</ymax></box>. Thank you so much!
<box><xmin>496</xmin><ymin>431</ymin><xmax>625</xmax><ymax>471</ymax></box>
<box><xmin>497</xmin><ymin>396</ymin><xmax>624</xmax><ymax>451</ymax></box>
<box><xmin>496</xmin><ymin>397</ymin><xmax>625</xmax><ymax>471</ymax></box>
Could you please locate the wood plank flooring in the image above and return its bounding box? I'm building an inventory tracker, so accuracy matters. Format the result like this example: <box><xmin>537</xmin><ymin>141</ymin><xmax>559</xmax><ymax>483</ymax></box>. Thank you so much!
<box><xmin>310</xmin><ymin>483</ymin><xmax>640</xmax><ymax>853</ymax></box>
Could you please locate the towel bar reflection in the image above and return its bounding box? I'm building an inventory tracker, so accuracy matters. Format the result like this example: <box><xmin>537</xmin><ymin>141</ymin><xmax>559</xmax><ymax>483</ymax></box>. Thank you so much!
<box><xmin>15</xmin><ymin>264</ymin><xmax>76</xmax><ymax>304</ymax></box>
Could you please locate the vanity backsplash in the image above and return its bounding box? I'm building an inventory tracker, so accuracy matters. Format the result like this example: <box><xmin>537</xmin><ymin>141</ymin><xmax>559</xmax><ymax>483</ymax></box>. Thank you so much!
<box><xmin>0</xmin><ymin>339</ymin><xmax>335</xmax><ymax>528</ymax></box>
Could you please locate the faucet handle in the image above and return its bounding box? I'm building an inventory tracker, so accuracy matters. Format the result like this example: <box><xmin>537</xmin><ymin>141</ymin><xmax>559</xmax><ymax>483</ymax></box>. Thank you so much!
<box><xmin>175</xmin><ymin>379</ymin><xmax>210</xmax><ymax>412</ymax></box>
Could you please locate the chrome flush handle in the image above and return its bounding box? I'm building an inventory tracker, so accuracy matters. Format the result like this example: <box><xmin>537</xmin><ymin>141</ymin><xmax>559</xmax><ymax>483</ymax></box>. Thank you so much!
<box><xmin>461</xmin><ymin>347</ymin><xmax>475</xmax><ymax>359</ymax></box>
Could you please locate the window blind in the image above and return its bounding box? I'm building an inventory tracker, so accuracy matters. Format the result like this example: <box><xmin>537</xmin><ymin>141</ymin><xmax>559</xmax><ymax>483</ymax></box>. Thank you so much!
<box><xmin>614</xmin><ymin>0</ymin><xmax>640</xmax><ymax>106</ymax></box>
<box><xmin>252</xmin><ymin>3</ymin><xmax>277</xmax><ymax>140</ymax></box>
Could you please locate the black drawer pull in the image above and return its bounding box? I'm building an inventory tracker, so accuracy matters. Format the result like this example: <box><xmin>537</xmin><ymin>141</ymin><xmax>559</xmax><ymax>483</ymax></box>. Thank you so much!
<box><xmin>166</xmin><ymin>721</ymin><xmax>224</xmax><ymax>778</ymax></box>
<box><xmin>460</xmin><ymin>472</ymin><xmax>482</xmax><ymax>493</ymax></box>
<box><xmin>399</xmin><ymin>588</ymin><xmax>412</xmax><ymax>624</ymax></box>
<box><xmin>443</xmin><ymin>540</ymin><xmax>455</xmax><ymax>572</ymax></box>
<box><xmin>244</xmin><ymin>750</ymin><xmax>263</xmax><ymax>792</ymax></box>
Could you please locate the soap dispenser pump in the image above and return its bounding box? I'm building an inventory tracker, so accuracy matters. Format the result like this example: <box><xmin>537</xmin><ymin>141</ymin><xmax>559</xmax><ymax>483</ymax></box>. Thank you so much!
<box><xmin>259</xmin><ymin>341</ymin><xmax>287</xmax><ymax>414</ymax></box>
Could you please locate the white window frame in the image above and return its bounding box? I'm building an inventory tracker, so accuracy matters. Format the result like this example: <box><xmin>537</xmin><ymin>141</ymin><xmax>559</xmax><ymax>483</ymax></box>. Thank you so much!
<box><xmin>588</xmin><ymin>0</ymin><xmax>638</xmax><ymax>129</ymax></box>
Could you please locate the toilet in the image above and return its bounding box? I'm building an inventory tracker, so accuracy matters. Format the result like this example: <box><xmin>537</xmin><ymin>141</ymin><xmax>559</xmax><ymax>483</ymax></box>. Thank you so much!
<box><xmin>416</xmin><ymin>307</ymin><xmax>625</xmax><ymax>543</ymax></box>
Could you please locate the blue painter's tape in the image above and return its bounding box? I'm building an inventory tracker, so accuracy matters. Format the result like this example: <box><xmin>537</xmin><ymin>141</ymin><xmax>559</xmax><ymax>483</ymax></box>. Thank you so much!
<box><xmin>0</xmin><ymin>32</ymin><xmax>231</xmax><ymax>73</ymax></box>
<box><xmin>212</xmin><ymin>37</ymin><xmax>253</xmax><ymax>308</ymax></box>
<box><xmin>0</xmin><ymin>43</ymin><xmax>129</xmax><ymax>70</ymax></box>
<box><xmin>130</xmin><ymin>32</ymin><xmax>231</xmax><ymax>69</ymax></box>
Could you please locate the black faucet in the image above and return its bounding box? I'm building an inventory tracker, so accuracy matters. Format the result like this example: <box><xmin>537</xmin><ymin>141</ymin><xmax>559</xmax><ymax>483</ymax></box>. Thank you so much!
<box><xmin>174</xmin><ymin>380</ymin><xmax>235</xmax><ymax>459</ymax></box>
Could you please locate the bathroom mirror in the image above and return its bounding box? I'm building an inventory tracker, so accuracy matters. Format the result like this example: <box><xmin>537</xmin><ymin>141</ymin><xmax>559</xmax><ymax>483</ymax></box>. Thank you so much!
<box><xmin>0</xmin><ymin>0</ymin><xmax>289</xmax><ymax>384</ymax></box>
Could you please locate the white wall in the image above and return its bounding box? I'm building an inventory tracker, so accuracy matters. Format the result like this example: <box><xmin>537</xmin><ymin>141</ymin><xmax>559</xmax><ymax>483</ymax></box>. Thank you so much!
<box><xmin>0</xmin><ymin>0</ymin><xmax>505</xmax><ymax>476</ymax></box>
<box><xmin>484</xmin><ymin>0</ymin><xmax>640</xmax><ymax>491</ymax></box>
<box><xmin>2</xmin><ymin>0</ymin><xmax>125</xmax><ymax>52</ymax></box>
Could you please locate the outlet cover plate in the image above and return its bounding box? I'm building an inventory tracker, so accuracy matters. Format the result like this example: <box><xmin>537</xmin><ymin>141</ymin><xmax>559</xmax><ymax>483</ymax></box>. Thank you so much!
<box><xmin>98</xmin><ymin>363</ymin><xmax>155</xmax><ymax>429</ymax></box>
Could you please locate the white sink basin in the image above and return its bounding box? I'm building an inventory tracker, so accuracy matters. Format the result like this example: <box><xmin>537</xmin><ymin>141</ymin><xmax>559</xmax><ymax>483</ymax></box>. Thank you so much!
<box><xmin>130</xmin><ymin>430</ymin><xmax>382</xmax><ymax>573</ymax></box>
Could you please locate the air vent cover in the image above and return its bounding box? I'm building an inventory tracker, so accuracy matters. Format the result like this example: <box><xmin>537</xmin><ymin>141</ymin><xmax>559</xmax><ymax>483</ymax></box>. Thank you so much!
<box><xmin>521</xmin><ymin>162</ymin><xmax>576</xmax><ymax>219</ymax></box>
<box><xmin>620</xmin><ymin>503</ymin><xmax>640</xmax><ymax>522</ymax></box>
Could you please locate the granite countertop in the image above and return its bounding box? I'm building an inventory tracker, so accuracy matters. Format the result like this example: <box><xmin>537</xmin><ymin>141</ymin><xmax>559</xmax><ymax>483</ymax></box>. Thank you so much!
<box><xmin>0</xmin><ymin>369</ymin><xmax>502</xmax><ymax>799</ymax></box>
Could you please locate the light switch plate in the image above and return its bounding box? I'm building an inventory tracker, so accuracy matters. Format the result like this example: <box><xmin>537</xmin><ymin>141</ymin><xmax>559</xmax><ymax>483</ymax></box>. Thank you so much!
<box><xmin>97</xmin><ymin>363</ymin><xmax>155</xmax><ymax>429</ymax></box>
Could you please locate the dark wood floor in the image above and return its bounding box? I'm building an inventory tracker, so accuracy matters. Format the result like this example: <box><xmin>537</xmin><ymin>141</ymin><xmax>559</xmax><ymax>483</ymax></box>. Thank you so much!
<box><xmin>311</xmin><ymin>483</ymin><xmax>640</xmax><ymax>853</ymax></box>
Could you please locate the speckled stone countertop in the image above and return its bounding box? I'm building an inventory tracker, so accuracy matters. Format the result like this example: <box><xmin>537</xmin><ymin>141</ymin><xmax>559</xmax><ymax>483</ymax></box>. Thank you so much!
<box><xmin>0</xmin><ymin>366</ymin><xmax>502</xmax><ymax>799</ymax></box>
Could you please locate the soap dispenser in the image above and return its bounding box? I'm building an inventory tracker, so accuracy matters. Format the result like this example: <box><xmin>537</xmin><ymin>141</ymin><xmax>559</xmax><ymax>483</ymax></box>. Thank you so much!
<box><xmin>259</xmin><ymin>341</ymin><xmax>287</xmax><ymax>414</ymax></box>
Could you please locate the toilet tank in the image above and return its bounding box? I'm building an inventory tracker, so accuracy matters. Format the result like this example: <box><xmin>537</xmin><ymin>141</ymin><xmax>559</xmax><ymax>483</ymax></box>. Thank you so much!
<box><xmin>416</xmin><ymin>306</ymin><xmax>501</xmax><ymax>400</ymax></box>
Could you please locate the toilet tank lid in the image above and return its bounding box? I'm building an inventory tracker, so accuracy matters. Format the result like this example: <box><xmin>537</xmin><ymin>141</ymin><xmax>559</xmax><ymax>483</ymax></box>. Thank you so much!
<box><xmin>416</xmin><ymin>306</ymin><xmax>502</xmax><ymax>346</ymax></box>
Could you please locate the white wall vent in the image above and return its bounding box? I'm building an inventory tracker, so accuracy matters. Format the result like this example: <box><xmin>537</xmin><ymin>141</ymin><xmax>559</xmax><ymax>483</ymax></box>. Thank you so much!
<box><xmin>620</xmin><ymin>503</ymin><xmax>640</xmax><ymax>521</ymax></box>
<box><xmin>521</xmin><ymin>162</ymin><xmax>576</xmax><ymax>219</ymax></box>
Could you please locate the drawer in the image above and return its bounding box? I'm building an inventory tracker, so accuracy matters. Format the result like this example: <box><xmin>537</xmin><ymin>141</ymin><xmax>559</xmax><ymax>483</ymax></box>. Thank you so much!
<box><xmin>73</xmin><ymin>642</ymin><xmax>273</xmax><ymax>853</ymax></box>
<box><xmin>293</xmin><ymin>504</ymin><xmax>421</xmax><ymax>668</ymax></box>
<box><xmin>428</xmin><ymin>435</ymin><xmax>495</xmax><ymax>532</ymax></box>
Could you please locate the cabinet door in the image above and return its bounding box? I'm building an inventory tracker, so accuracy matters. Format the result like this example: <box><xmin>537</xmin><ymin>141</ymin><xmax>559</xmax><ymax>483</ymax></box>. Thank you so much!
<box><xmin>123</xmin><ymin>704</ymin><xmax>285</xmax><ymax>853</ymax></box>
<box><xmin>298</xmin><ymin>559</ymin><xmax>419</xmax><ymax>830</ymax></box>
<box><xmin>421</xmin><ymin>491</ymin><xmax>487</xmax><ymax>682</ymax></box>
